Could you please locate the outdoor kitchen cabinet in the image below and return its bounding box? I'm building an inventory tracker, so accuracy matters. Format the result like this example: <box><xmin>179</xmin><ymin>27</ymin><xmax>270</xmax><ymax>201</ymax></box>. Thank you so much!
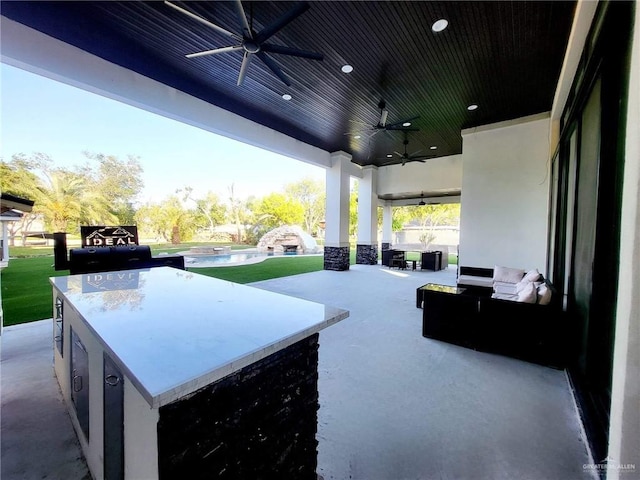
<box><xmin>51</xmin><ymin>267</ymin><xmax>348</xmax><ymax>480</ymax></box>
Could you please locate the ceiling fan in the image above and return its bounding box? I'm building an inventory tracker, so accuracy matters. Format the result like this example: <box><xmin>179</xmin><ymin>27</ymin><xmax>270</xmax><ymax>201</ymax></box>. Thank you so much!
<box><xmin>381</xmin><ymin>133</ymin><xmax>435</xmax><ymax>166</ymax></box>
<box><xmin>349</xmin><ymin>100</ymin><xmax>420</xmax><ymax>138</ymax></box>
<box><xmin>164</xmin><ymin>0</ymin><xmax>323</xmax><ymax>87</ymax></box>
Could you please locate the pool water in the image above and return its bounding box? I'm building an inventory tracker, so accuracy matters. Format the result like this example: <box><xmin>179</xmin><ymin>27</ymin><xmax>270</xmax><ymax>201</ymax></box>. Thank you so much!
<box><xmin>184</xmin><ymin>251</ymin><xmax>301</xmax><ymax>267</ymax></box>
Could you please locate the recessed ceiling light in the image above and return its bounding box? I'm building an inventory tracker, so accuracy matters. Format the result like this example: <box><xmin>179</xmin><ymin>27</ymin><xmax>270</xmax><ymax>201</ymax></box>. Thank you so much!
<box><xmin>341</xmin><ymin>64</ymin><xmax>353</xmax><ymax>74</ymax></box>
<box><xmin>430</xmin><ymin>146</ymin><xmax>437</xmax><ymax>150</ymax></box>
<box><xmin>282</xmin><ymin>93</ymin><xmax>292</xmax><ymax>100</ymax></box>
<box><xmin>386</xmin><ymin>154</ymin><xmax>393</xmax><ymax>158</ymax></box>
<box><xmin>354</xmin><ymin>135</ymin><xmax>361</xmax><ymax>139</ymax></box>
<box><xmin>432</xmin><ymin>19</ymin><xmax>448</xmax><ymax>33</ymax></box>
<box><xmin>467</xmin><ymin>104</ymin><xmax>479</xmax><ymax>111</ymax></box>
<box><xmin>402</xmin><ymin>122</ymin><xmax>411</xmax><ymax>127</ymax></box>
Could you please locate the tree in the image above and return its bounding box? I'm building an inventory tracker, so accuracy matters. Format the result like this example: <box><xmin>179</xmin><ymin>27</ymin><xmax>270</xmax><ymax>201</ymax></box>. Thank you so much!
<box><xmin>34</xmin><ymin>169</ymin><xmax>88</xmax><ymax>232</ymax></box>
<box><xmin>1</xmin><ymin>152</ymin><xmax>144</xmax><ymax>239</ymax></box>
<box><xmin>408</xmin><ymin>204</ymin><xmax>460</xmax><ymax>249</ymax></box>
<box><xmin>226</xmin><ymin>184</ymin><xmax>253</xmax><ymax>243</ymax></box>
<box><xmin>253</xmin><ymin>192</ymin><xmax>304</xmax><ymax>232</ymax></box>
<box><xmin>135</xmin><ymin>195</ymin><xmax>196</xmax><ymax>243</ymax></box>
<box><xmin>82</xmin><ymin>152</ymin><xmax>144</xmax><ymax>224</ymax></box>
<box><xmin>0</xmin><ymin>154</ymin><xmax>50</xmax><ymax>245</ymax></box>
<box><xmin>178</xmin><ymin>187</ymin><xmax>226</xmax><ymax>238</ymax></box>
<box><xmin>392</xmin><ymin>207</ymin><xmax>412</xmax><ymax>231</ymax></box>
<box><xmin>32</xmin><ymin>163</ymin><xmax>119</xmax><ymax>233</ymax></box>
<box><xmin>284</xmin><ymin>178</ymin><xmax>325</xmax><ymax>235</ymax></box>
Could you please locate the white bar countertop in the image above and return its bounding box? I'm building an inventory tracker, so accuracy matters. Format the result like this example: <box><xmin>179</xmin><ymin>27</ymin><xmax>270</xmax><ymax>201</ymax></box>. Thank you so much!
<box><xmin>50</xmin><ymin>267</ymin><xmax>349</xmax><ymax>408</ymax></box>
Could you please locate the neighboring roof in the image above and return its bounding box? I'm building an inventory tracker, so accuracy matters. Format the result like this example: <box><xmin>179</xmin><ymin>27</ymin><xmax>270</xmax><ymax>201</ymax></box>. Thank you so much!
<box><xmin>0</xmin><ymin>193</ymin><xmax>35</xmax><ymax>213</ymax></box>
<box><xmin>0</xmin><ymin>210</ymin><xmax>24</xmax><ymax>220</ymax></box>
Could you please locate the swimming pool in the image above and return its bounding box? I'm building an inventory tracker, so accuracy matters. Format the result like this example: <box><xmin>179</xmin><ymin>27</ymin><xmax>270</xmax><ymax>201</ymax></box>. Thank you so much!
<box><xmin>183</xmin><ymin>251</ymin><xmax>312</xmax><ymax>268</ymax></box>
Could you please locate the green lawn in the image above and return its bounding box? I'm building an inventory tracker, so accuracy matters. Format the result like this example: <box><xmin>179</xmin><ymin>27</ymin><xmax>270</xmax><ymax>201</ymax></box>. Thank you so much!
<box><xmin>1</xmin><ymin>246</ymin><xmax>454</xmax><ymax>326</ymax></box>
<box><xmin>1</xmin><ymin>256</ymin><xmax>69</xmax><ymax>326</ymax></box>
<box><xmin>0</xmin><ymin>246</ymin><xmax>338</xmax><ymax>326</ymax></box>
<box><xmin>190</xmin><ymin>255</ymin><xmax>325</xmax><ymax>284</ymax></box>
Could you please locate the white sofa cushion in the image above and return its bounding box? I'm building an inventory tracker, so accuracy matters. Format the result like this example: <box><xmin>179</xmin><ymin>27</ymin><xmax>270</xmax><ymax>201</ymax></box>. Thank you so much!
<box><xmin>494</xmin><ymin>281</ymin><xmax>519</xmax><ymax>295</ymax></box>
<box><xmin>493</xmin><ymin>266</ymin><xmax>525</xmax><ymax>284</ymax></box>
<box><xmin>458</xmin><ymin>274</ymin><xmax>493</xmax><ymax>288</ymax></box>
<box><xmin>491</xmin><ymin>292</ymin><xmax>519</xmax><ymax>301</ymax></box>
<box><xmin>523</xmin><ymin>268</ymin><xmax>543</xmax><ymax>282</ymax></box>
<box><xmin>537</xmin><ymin>284</ymin><xmax>552</xmax><ymax>305</ymax></box>
<box><xmin>517</xmin><ymin>282</ymin><xmax>538</xmax><ymax>303</ymax></box>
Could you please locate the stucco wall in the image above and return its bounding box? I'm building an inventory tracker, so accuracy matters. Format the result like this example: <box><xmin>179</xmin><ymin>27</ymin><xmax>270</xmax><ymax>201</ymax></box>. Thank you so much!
<box><xmin>377</xmin><ymin>154</ymin><xmax>462</xmax><ymax>199</ymax></box>
<box><xmin>459</xmin><ymin>113</ymin><xmax>550</xmax><ymax>270</ymax></box>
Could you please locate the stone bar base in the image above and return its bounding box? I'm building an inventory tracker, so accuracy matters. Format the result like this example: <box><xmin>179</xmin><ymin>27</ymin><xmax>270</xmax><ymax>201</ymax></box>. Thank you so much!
<box><xmin>158</xmin><ymin>334</ymin><xmax>320</xmax><ymax>479</ymax></box>
<box><xmin>356</xmin><ymin>244</ymin><xmax>378</xmax><ymax>265</ymax></box>
<box><xmin>323</xmin><ymin>246</ymin><xmax>350</xmax><ymax>271</ymax></box>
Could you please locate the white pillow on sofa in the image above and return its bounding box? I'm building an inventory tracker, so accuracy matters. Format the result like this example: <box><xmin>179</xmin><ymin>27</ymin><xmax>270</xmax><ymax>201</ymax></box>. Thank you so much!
<box><xmin>493</xmin><ymin>266</ymin><xmax>525</xmax><ymax>284</ymax></box>
<box><xmin>516</xmin><ymin>279</ymin><xmax>543</xmax><ymax>293</ymax></box>
<box><xmin>537</xmin><ymin>284</ymin><xmax>552</xmax><ymax>305</ymax></box>
<box><xmin>494</xmin><ymin>281</ymin><xmax>519</xmax><ymax>294</ymax></box>
<box><xmin>523</xmin><ymin>268</ymin><xmax>543</xmax><ymax>282</ymax></box>
<box><xmin>517</xmin><ymin>282</ymin><xmax>537</xmax><ymax>303</ymax></box>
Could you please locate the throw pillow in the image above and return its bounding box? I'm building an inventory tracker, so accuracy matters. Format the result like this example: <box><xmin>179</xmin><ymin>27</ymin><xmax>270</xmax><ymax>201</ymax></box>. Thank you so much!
<box><xmin>537</xmin><ymin>284</ymin><xmax>553</xmax><ymax>305</ymax></box>
<box><xmin>517</xmin><ymin>282</ymin><xmax>537</xmax><ymax>303</ymax></box>
<box><xmin>515</xmin><ymin>279</ymin><xmax>530</xmax><ymax>293</ymax></box>
<box><xmin>493</xmin><ymin>265</ymin><xmax>525</xmax><ymax>284</ymax></box>
<box><xmin>523</xmin><ymin>268</ymin><xmax>542</xmax><ymax>282</ymax></box>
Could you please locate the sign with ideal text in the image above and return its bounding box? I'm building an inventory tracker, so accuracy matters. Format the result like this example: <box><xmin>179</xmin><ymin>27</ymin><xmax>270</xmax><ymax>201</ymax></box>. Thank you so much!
<box><xmin>82</xmin><ymin>271</ymin><xmax>141</xmax><ymax>293</ymax></box>
<box><xmin>81</xmin><ymin>226</ymin><xmax>139</xmax><ymax>247</ymax></box>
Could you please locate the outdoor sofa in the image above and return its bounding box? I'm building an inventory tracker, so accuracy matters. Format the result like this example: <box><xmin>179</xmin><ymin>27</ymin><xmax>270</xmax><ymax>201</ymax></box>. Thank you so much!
<box><xmin>423</xmin><ymin>265</ymin><xmax>566</xmax><ymax>368</ymax></box>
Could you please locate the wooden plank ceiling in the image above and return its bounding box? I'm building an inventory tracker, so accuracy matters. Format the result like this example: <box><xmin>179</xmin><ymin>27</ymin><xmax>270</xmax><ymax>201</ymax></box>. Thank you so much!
<box><xmin>2</xmin><ymin>1</ymin><xmax>576</xmax><ymax>167</ymax></box>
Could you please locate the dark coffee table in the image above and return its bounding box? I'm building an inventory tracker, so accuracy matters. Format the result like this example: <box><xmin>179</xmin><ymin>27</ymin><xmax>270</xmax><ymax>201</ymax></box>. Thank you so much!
<box><xmin>416</xmin><ymin>283</ymin><xmax>465</xmax><ymax>308</ymax></box>
<box><xmin>419</xmin><ymin>283</ymin><xmax>480</xmax><ymax>348</ymax></box>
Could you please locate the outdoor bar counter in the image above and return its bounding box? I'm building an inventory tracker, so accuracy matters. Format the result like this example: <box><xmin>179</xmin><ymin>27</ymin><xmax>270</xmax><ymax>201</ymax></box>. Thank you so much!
<box><xmin>50</xmin><ymin>266</ymin><xmax>349</xmax><ymax>480</ymax></box>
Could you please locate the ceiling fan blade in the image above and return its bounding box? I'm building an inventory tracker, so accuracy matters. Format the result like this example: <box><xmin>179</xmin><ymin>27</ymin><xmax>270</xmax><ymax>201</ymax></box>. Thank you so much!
<box><xmin>385</xmin><ymin>115</ymin><xmax>420</xmax><ymax>129</ymax></box>
<box><xmin>237</xmin><ymin>51</ymin><xmax>253</xmax><ymax>86</ymax></box>
<box><xmin>256</xmin><ymin>51</ymin><xmax>291</xmax><ymax>86</ymax></box>
<box><xmin>255</xmin><ymin>2</ymin><xmax>310</xmax><ymax>43</ymax></box>
<box><xmin>410</xmin><ymin>149</ymin><xmax>423</xmax><ymax>156</ymax></box>
<box><xmin>349</xmin><ymin>119</ymin><xmax>374</xmax><ymax>127</ymax></box>
<box><xmin>386</xmin><ymin>126</ymin><xmax>420</xmax><ymax>132</ymax></box>
<box><xmin>379</xmin><ymin>109</ymin><xmax>389</xmax><ymax>127</ymax></box>
<box><xmin>164</xmin><ymin>1</ymin><xmax>240</xmax><ymax>40</ymax></box>
<box><xmin>261</xmin><ymin>43</ymin><xmax>323</xmax><ymax>60</ymax></box>
<box><xmin>393</xmin><ymin>151</ymin><xmax>404</xmax><ymax>157</ymax></box>
<box><xmin>233</xmin><ymin>0</ymin><xmax>253</xmax><ymax>39</ymax></box>
<box><xmin>186</xmin><ymin>45</ymin><xmax>242</xmax><ymax>58</ymax></box>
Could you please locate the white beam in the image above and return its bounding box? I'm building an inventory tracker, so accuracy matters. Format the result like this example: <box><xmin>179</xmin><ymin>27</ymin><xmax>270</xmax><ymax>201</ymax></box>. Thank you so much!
<box><xmin>0</xmin><ymin>16</ymin><xmax>332</xmax><ymax>170</ymax></box>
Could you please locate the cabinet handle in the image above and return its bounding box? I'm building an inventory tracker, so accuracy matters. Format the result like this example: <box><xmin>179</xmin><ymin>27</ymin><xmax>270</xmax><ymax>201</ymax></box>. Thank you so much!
<box><xmin>105</xmin><ymin>374</ymin><xmax>120</xmax><ymax>387</ymax></box>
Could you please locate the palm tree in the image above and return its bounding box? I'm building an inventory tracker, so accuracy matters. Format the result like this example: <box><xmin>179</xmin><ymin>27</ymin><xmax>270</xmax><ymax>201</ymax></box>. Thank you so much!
<box><xmin>35</xmin><ymin>169</ymin><xmax>117</xmax><ymax>232</ymax></box>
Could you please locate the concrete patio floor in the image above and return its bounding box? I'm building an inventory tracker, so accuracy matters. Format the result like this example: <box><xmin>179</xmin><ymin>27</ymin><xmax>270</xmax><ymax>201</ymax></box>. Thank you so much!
<box><xmin>1</xmin><ymin>264</ymin><xmax>595</xmax><ymax>479</ymax></box>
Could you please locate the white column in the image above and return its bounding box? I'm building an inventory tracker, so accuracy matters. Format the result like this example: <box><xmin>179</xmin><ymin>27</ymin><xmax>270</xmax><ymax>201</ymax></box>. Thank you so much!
<box><xmin>325</xmin><ymin>152</ymin><xmax>352</xmax><ymax>248</ymax></box>
<box><xmin>1</xmin><ymin>221</ymin><xmax>9</xmax><ymax>263</ymax></box>
<box><xmin>357</xmin><ymin>166</ymin><xmax>378</xmax><ymax>245</ymax></box>
<box><xmin>382</xmin><ymin>204</ymin><xmax>393</xmax><ymax>246</ymax></box>
<box><xmin>607</xmin><ymin>7</ymin><xmax>640</xmax><ymax>477</ymax></box>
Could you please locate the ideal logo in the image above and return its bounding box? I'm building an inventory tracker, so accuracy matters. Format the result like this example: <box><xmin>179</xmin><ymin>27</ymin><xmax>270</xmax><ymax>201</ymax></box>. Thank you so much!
<box><xmin>83</xmin><ymin>271</ymin><xmax>140</xmax><ymax>292</ymax></box>
<box><xmin>81</xmin><ymin>226</ymin><xmax>139</xmax><ymax>247</ymax></box>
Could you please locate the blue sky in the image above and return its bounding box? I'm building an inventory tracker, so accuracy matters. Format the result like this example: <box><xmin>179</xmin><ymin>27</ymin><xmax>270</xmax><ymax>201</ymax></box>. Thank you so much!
<box><xmin>0</xmin><ymin>63</ymin><xmax>325</xmax><ymax>204</ymax></box>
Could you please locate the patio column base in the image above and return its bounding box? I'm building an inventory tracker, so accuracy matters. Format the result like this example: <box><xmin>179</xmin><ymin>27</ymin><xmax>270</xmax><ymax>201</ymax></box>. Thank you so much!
<box><xmin>356</xmin><ymin>244</ymin><xmax>378</xmax><ymax>265</ymax></box>
<box><xmin>323</xmin><ymin>246</ymin><xmax>350</xmax><ymax>271</ymax></box>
